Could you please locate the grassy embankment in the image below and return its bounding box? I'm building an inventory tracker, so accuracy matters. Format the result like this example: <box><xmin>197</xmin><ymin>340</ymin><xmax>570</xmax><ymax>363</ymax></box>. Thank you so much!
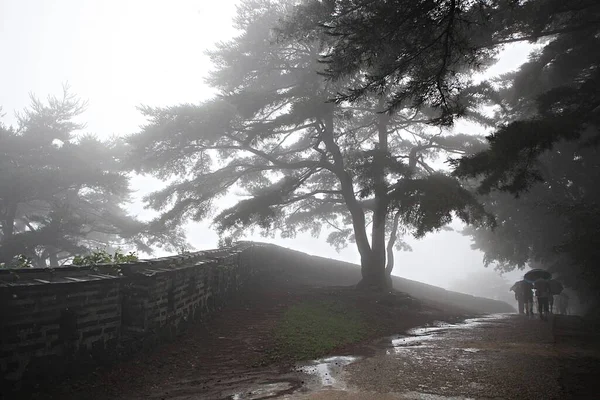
<box><xmin>258</xmin><ymin>288</ymin><xmax>449</xmax><ymax>364</ymax></box>
<box><xmin>271</xmin><ymin>299</ymin><xmax>371</xmax><ymax>361</ymax></box>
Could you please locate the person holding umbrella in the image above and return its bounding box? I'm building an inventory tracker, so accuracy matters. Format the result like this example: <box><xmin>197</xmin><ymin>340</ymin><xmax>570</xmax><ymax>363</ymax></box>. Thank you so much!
<box><xmin>522</xmin><ymin>280</ymin><xmax>534</xmax><ymax>317</ymax></box>
<box><xmin>525</xmin><ymin>269</ymin><xmax>553</xmax><ymax>320</ymax></box>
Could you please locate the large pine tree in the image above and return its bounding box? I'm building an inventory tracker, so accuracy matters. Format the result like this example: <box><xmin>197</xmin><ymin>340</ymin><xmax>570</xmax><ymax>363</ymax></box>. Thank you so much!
<box><xmin>126</xmin><ymin>0</ymin><xmax>490</xmax><ymax>290</ymax></box>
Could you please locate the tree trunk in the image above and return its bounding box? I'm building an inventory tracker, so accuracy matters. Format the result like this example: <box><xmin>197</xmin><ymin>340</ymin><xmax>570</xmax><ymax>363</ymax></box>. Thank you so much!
<box><xmin>361</xmin><ymin>210</ymin><xmax>389</xmax><ymax>291</ymax></box>
<box><xmin>321</xmin><ymin>106</ymin><xmax>372</xmax><ymax>263</ymax></box>
<box><xmin>321</xmin><ymin>98</ymin><xmax>393</xmax><ymax>291</ymax></box>
<box><xmin>357</xmin><ymin>96</ymin><xmax>392</xmax><ymax>291</ymax></box>
<box><xmin>369</xmin><ymin>181</ymin><xmax>388</xmax><ymax>290</ymax></box>
<box><xmin>386</xmin><ymin>212</ymin><xmax>401</xmax><ymax>276</ymax></box>
<box><xmin>356</xmin><ymin>251</ymin><xmax>388</xmax><ymax>290</ymax></box>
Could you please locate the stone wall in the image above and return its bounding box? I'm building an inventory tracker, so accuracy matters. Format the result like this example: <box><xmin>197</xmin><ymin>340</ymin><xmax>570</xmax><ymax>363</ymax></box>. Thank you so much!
<box><xmin>0</xmin><ymin>241</ymin><xmax>513</xmax><ymax>393</ymax></box>
<box><xmin>0</xmin><ymin>277</ymin><xmax>122</xmax><ymax>388</ymax></box>
<box><xmin>0</xmin><ymin>243</ymin><xmax>267</xmax><ymax>392</ymax></box>
<box><xmin>119</xmin><ymin>247</ymin><xmax>258</xmax><ymax>347</ymax></box>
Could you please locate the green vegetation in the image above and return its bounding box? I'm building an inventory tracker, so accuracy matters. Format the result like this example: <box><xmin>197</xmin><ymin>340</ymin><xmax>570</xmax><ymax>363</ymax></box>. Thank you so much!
<box><xmin>0</xmin><ymin>254</ymin><xmax>34</xmax><ymax>269</ymax></box>
<box><xmin>70</xmin><ymin>249</ymin><xmax>139</xmax><ymax>276</ymax></box>
<box><xmin>0</xmin><ymin>249</ymin><xmax>138</xmax><ymax>272</ymax></box>
<box><xmin>268</xmin><ymin>300</ymin><xmax>370</xmax><ymax>362</ymax></box>
<box><xmin>72</xmin><ymin>249</ymin><xmax>138</xmax><ymax>266</ymax></box>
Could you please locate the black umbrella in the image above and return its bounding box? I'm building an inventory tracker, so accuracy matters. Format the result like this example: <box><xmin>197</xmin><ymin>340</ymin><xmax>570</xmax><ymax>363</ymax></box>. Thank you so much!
<box><xmin>524</xmin><ymin>269</ymin><xmax>552</xmax><ymax>282</ymax></box>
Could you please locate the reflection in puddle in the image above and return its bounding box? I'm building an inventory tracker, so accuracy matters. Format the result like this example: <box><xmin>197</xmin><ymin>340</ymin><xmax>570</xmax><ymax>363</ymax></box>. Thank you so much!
<box><xmin>229</xmin><ymin>315</ymin><xmax>512</xmax><ymax>399</ymax></box>
<box><xmin>230</xmin><ymin>381</ymin><xmax>295</xmax><ymax>400</ymax></box>
<box><xmin>297</xmin><ymin>356</ymin><xmax>359</xmax><ymax>387</ymax></box>
<box><xmin>460</xmin><ymin>348</ymin><xmax>481</xmax><ymax>353</ymax></box>
<box><xmin>388</xmin><ymin>316</ymin><xmax>508</xmax><ymax>355</ymax></box>
<box><xmin>392</xmin><ymin>334</ymin><xmax>435</xmax><ymax>346</ymax></box>
<box><xmin>389</xmin><ymin>335</ymin><xmax>434</xmax><ymax>354</ymax></box>
<box><xmin>407</xmin><ymin>325</ymin><xmax>450</xmax><ymax>336</ymax></box>
<box><xmin>390</xmin><ymin>322</ymin><xmax>447</xmax><ymax>351</ymax></box>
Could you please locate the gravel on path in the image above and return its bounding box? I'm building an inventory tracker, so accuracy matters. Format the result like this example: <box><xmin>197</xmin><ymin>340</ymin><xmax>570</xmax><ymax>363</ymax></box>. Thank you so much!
<box><xmin>291</xmin><ymin>314</ymin><xmax>600</xmax><ymax>400</ymax></box>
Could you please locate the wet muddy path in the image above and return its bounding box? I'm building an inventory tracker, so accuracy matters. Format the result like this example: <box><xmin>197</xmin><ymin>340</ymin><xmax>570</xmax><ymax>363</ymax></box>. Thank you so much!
<box><xmin>208</xmin><ymin>314</ymin><xmax>600</xmax><ymax>400</ymax></box>
<box><xmin>36</xmin><ymin>286</ymin><xmax>599</xmax><ymax>400</ymax></box>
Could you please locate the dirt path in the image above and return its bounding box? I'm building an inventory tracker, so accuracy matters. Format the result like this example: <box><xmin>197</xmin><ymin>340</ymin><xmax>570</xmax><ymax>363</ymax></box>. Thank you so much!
<box><xmin>32</xmin><ymin>283</ymin><xmax>598</xmax><ymax>400</ymax></box>
<box><xmin>288</xmin><ymin>314</ymin><xmax>600</xmax><ymax>400</ymax></box>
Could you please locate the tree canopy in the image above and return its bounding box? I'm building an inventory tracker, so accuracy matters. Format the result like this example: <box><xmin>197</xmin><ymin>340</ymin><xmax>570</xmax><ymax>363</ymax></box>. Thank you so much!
<box><xmin>2</xmin><ymin>0</ymin><xmax>597</xmax><ymax>303</ymax></box>
<box><xmin>452</xmin><ymin>0</ymin><xmax>600</xmax><ymax>308</ymax></box>
<box><xmin>126</xmin><ymin>0</ymin><xmax>491</xmax><ymax>290</ymax></box>
<box><xmin>280</xmin><ymin>0</ymin><xmax>600</xmax><ymax>300</ymax></box>
<box><xmin>285</xmin><ymin>0</ymin><xmax>600</xmax><ymax>124</ymax></box>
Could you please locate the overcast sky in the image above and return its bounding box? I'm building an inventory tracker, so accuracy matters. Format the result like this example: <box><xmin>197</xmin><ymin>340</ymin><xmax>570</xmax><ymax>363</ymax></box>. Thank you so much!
<box><xmin>0</xmin><ymin>0</ymin><xmax>534</xmax><ymax>289</ymax></box>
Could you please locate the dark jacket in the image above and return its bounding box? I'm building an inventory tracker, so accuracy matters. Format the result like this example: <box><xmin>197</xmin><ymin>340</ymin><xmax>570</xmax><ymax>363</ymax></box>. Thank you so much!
<box><xmin>521</xmin><ymin>281</ymin><xmax>534</xmax><ymax>301</ymax></box>
<box><xmin>534</xmin><ymin>279</ymin><xmax>551</xmax><ymax>298</ymax></box>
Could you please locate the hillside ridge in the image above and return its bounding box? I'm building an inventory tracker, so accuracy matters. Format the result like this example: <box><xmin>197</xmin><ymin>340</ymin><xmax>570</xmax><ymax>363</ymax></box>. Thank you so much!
<box><xmin>237</xmin><ymin>241</ymin><xmax>515</xmax><ymax>314</ymax></box>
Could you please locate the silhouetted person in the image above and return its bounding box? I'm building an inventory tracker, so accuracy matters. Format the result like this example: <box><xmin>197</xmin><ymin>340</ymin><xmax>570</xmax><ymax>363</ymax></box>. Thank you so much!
<box><xmin>548</xmin><ymin>279</ymin><xmax>564</xmax><ymax>313</ymax></box>
<box><xmin>534</xmin><ymin>278</ymin><xmax>551</xmax><ymax>320</ymax></box>
<box><xmin>522</xmin><ymin>280</ymin><xmax>534</xmax><ymax>317</ymax></box>
<box><xmin>515</xmin><ymin>291</ymin><xmax>524</xmax><ymax>314</ymax></box>
<box><xmin>510</xmin><ymin>281</ymin><xmax>525</xmax><ymax>314</ymax></box>
<box><xmin>558</xmin><ymin>292</ymin><xmax>570</xmax><ymax>315</ymax></box>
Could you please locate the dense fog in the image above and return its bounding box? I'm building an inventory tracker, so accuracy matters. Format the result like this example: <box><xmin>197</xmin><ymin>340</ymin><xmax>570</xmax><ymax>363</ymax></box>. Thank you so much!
<box><xmin>1</xmin><ymin>0</ymin><xmax>598</xmax><ymax>313</ymax></box>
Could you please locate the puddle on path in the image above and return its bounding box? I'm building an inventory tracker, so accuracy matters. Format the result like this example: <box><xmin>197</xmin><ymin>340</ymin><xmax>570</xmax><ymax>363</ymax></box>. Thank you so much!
<box><xmin>225</xmin><ymin>378</ymin><xmax>305</xmax><ymax>400</ymax></box>
<box><xmin>296</xmin><ymin>356</ymin><xmax>359</xmax><ymax>388</ymax></box>
<box><xmin>459</xmin><ymin>348</ymin><xmax>481</xmax><ymax>353</ymax></box>
<box><xmin>229</xmin><ymin>381</ymin><xmax>298</xmax><ymax>400</ymax></box>
<box><xmin>226</xmin><ymin>356</ymin><xmax>360</xmax><ymax>399</ymax></box>
<box><xmin>386</xmin><ymin>315</ymin><xmax>512</xmax><ymax>356</ymax></box>
<box><xmin>229</xmin><ymin>314</ymin><xmax>513</xmax><ymax>399</ymax></box>
<box><xmin>400</xmin><ymin>315</ymin><xmax>510</xmax><ymax>341</ymax></box>
<box><xmin>388</xmin><ymin>334</ymin><xmax>436</xmax><ymax>354</ymax></box>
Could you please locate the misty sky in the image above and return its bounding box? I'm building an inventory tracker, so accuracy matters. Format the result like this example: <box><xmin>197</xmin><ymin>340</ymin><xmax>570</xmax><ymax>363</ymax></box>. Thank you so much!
<box><xmin>1</xmin><ymin>0</ymin><xmax>533</xmax><ymax>289</ymax></box>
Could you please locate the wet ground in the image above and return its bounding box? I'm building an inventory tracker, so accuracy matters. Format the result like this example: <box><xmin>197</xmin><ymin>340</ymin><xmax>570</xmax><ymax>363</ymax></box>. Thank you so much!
<box><xmin>36</xmin><ymin>285</ymin><xmax>466</xmax><ymax>400</ymax></box>
<box><xmin>224</xmin><ymin>314</ymin><xmax>600</xmax><ymax>400</ymax></box>
<box><xmin>31</xmin><ymin>286</ymin><xmax>599</xmax><ymax>400</ymax></box>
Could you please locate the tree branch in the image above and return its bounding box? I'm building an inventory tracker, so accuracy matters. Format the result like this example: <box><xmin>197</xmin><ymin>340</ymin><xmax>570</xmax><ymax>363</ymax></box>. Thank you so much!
<box><xmin>486</xmin><ymin>21</ymin><xmax>600</xmax><ymax>47</ymax></box>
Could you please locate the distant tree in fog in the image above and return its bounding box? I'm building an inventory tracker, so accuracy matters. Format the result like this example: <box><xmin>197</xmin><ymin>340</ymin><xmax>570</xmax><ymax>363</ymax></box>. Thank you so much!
<box><xmin>452</xmin><ymin>1</ymin><xmax>600</xmax><ymax>309</ymax></box>
<box><xmin>0</xmin><ymin>87</ymin><xmax>185</xmax><ymax>268</ymax></box>
<box><xmin>448</xmin><ymin>269</ymin><xmax>513</xmax><ymax>305</ymax></box>
<box><xmin>126</xmin><ymin>0</ymin><xmax>493</xmax><ymax>290</ymax></box>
